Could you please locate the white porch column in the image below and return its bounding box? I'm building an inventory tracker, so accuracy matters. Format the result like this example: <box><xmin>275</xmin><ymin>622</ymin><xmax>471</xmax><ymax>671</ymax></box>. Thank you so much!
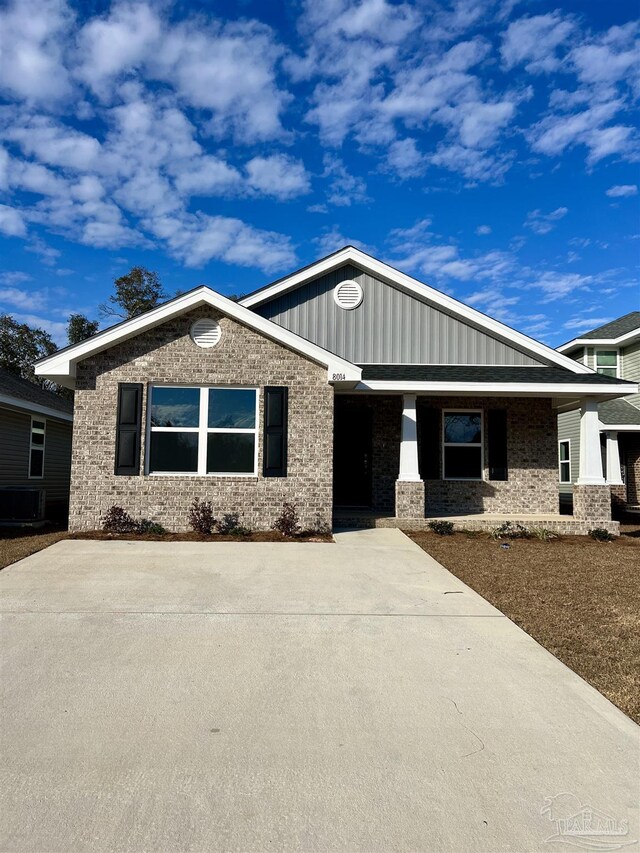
<box><xmin>576</xmin><ymin>398</ymin><xmax>606</xmax><ymax>485</ymax></box>
<box><xmin>398</xmin><ymin>394</ymin><xmax>421</xmax><ymax>481</ymax></box>
<box><xmin>605</xmin><ymin>431</ymin><xmax>624</xmax><ymax>485</ymax></box>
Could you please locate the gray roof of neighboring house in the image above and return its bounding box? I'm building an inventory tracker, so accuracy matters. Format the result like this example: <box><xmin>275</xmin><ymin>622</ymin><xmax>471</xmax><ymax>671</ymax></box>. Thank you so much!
<box><xmin>599</xmin><ymin>398</ymin><xmax>640</xmax><ymax>426</ymax></box>
<box><xmin>358</xmin><ymin>365</ymin><xmax>636</xmax><ymax>385</ymax></box>
<box><xmin>0</xmin><ymin>369</ymin><xmax>73</xmax><ymax>415</ymax></box>
<box><xmin>577</xmin><ymin>311</ymin><xmax>640</xmax><ymax>340</ymax></box>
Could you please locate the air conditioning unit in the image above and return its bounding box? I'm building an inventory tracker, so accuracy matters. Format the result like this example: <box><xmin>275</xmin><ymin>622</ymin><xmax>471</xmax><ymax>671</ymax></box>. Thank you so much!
<box><xmin>0</xmin><ymin>488</ymin><xmax>46</xmax><ymax>521</ymax></box>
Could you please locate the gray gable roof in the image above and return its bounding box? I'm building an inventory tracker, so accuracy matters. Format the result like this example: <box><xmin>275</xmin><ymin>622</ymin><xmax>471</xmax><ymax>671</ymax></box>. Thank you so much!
<box><xmin>358</xmin><ymin>365</ymin><xmax>635</xmax><ymax>385</ymax></box>
<box><xmin>599</xmin><ymin>398</ymin><xmax>640</xmax><ymax>425</ymax></box>
<box><xmin>0</xmin><ymin>369</ymin><xmax>73</xmax><ymax>415</ymax></box>
<box><xmin>579</xmin><ymin>312</ymin><xmax>640</xmax><ymax>340</ymax></box>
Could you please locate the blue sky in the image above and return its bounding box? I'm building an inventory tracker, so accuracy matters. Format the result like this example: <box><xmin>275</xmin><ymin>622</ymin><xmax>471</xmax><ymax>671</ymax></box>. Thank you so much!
<box><xmin>0</xmin><ymin>0</ymin><xmax>638</xmax><ymax>347</ymax></box>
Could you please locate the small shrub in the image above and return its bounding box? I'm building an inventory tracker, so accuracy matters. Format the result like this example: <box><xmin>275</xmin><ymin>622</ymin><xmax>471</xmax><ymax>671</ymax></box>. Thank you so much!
<box><xmin>217</xmin><ymin>512</ymin><xmax>250</xmax><ymax>536</ymax></box>
<box><xmin>188</xmin><ymin>499</ymin><xmax>216</xmax><ymax>535</ymax></box>
<box><xmin>589</xmin><ymin>527</ymin><xmax>614</xmax><ymax>542</ymax></box>
<box><xmin>491</xmin><ymin>521</ymin><xmax>531</xmax><ymax>540</ymax></box>
<box><xmin>428</xmin><ymin>519</ymin><xmax>454</xmax><ymax>536</ymax></box>
<box><xmin>102</xmin><ymin>505</ymin><xmax>139</xmax><ymax>534</ymax></box>
<box><xmin>272</xmin><ymin>502</ymin><xmax>301</xmax><ymax>537</ymax></box>
<box><xmin>530</xmin><ymin>527</ymin><xmax>558</xmax><ymax>542</ymax></box>
<box><xmin>137</xmin><ymin>519</ymin><xmax>167</xmax><ymax>535</ymax></box>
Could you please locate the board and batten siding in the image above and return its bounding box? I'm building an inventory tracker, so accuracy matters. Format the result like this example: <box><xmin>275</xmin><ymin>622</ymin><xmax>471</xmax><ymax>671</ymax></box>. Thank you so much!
<box><xmin>254</xmin><ymin>265</ymin><xmax>544</xmax><ymax>366</ymax></box>
<box><xmin>0</xmin><ymin>405</ymin><xmax>72</xmax><ymax>506</ymax></box>
<box><xmin>557</xmin><ymin>408</ymin><xmax>581</xmax><ymax>494</ymax></box>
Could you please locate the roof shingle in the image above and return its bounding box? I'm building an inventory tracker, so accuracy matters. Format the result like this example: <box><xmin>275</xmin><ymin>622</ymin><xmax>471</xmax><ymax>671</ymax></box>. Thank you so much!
<box><xmin>0</xmin><ymin>370</ymin><xmax>73</xmax><ymax>415</ymax></box>
<box><xmin>358</xmin><ymin>364</ymin><xmax>635</xmax><ymax>385</ymax></box>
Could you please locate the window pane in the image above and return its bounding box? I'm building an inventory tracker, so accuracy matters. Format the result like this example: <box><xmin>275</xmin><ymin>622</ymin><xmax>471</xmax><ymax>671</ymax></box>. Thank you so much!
<box><xmin>444</xmin><ymin>413</ymin><xmax>481</xmax><ymax>444</ymax></box>
<box><xmin>559</xmin><ymin>442</ymin><xmax>569</xmax><ymax>462</ymax></box>
<box><xmin>208</xmin><ymin>389</ymin><xmax>256</xmax><ymax>429</ymax></box>
<box><xmin>596</xmin><ymin>351</ymin><xmax>617</xmax><ymax>367</ymax></box>
<box><xmin>30</xmin><ymin>448</ymin><xmax>44</xmax><ymax>477</ymax></box>
<box><xmin>207</xmin><ymin>433</ymin><xmax>255</xmax><ymax>473</ymax></box>
<box><xmin>150</xmin><ymin>387</ymin><xmax>200</xmax><ymax>427</ymax></box>
<box><xmin>597</xmin><ymin>367</ymin><xmax>617</xmax><ymax>378</ymax></box>
<box><xmin>149</xmin><ymin>432</ymin><xmax>198</xmax><ymax>472</ymax></box>
<box><xmin>560</xmin><ymin>461</ymin><xmax>570</xmax><ymax>483</ymax></box>
<box><xmin>31</xmin><ymin>431</ymin><xmax>45</xmax><ymax>446</ymax></box>
<box><xmin>444</xmin><ymin>446</ymin><xmax>482</xmax><ymax>479</ymax></box>
<box><xmin>32</xmin><ymin>420</ymin><xmax>45</xmax><ymax>432</ymax></box>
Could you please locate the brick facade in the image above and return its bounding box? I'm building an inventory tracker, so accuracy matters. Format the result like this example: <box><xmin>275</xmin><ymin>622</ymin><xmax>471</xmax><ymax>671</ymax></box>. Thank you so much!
<box><xmin>573</xmin><ymin>485</ymin><xmax>613</xmax><ymax>521</ymax></box>
<box><xmin>69</xmin><ymin>309</ymin><xmax>334</xmax><ymax>532</ymax></box>
<box><xmin>620</xmin><ymin>432</ymin><xmax>640</xmax><ymax>506</ymax></box>
<box><xmin>395</xmin><ymin>480</ymin><xmax>426</xmax><ymax>518</ymax></box>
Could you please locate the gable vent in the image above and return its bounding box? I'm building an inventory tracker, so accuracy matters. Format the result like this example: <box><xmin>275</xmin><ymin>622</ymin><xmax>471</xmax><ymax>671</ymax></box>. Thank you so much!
<box><xmin>333</xmin><ymin>280</ymin><xmax>363</xmax><ymax>310</ymax></box>
<box><xmin>190</xmin><ymin>318</ymin><xmax>221</xmax><ymax>348</ymax></box>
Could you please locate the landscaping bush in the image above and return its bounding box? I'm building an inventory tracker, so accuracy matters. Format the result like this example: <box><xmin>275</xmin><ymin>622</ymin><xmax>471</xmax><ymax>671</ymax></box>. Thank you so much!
<box><xmin>137</xmin><ymin>519</ymin><xmax>167</xmax><ymax>535</ymax></box>
<box><xmin>272</xmin><ymin>502</ymin><xmax>301</xmax><ymax>537</ymax></box>
<box><xmin>589</xmin><ymin>527</ymin><xmax>614</xmax><ymax>542</ymax></box>
<box><xmin>216</xmin><ymin>512</ymin><xmax>251</xmax><ymax>536</ymax></box>
<box><xmin>428</xmin><ymin>520</ymin><xmax>454</xmax><ymax>536</ymax></box>
<box><xmin>101</xmin><ymin>505</ymin><xmax>139</xmax><ymax>534</ymax></box>
<box><xmin>188</xmin><ymin>499</ymin><xmax>216</xmax><ymax>535</ymax></box>
<box><xmin>490</xmin><ymin>521</ymin><xmax>531</xmax><ymax>540</ymax></box>
<box><xmin>530</xmin><ymin>527</ymin><xmax>558</xmax><ymax>542</ymax></box>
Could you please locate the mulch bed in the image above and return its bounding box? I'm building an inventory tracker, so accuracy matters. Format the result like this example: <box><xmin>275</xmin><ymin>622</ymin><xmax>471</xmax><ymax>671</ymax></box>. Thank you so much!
<box><xmin>408</xmin><ymin>529</ymin><xmax>640</xmax><ymax>723</ymax></box>
<box><xmin>0</xmin><ymin>525</ymin><xmax>69</xmax><ymax>571</ymax></box>
<box><xmin>68</xmin><ymin>531</ymin><xmax>333</xmax><ymax>543</ymax></box>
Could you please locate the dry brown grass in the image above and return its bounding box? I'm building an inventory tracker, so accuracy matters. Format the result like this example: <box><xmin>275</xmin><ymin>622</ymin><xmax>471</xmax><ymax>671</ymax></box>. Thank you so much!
<box><xmin>409</xmin><ymin>528</ymin><xmax>640</xmax><ymax>723</ymax></box>
<box><xmin>0</xmin><ymin>526</ymin><xmax>68</xmax><ymax>570</ymax></box>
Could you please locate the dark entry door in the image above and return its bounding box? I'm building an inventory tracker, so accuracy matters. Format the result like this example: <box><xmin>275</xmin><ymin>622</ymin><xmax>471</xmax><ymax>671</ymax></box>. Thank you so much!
<box><xmin>333</xmin><ymin>398</ymin><xmax>372</xmax><ymax>507</ymax></box>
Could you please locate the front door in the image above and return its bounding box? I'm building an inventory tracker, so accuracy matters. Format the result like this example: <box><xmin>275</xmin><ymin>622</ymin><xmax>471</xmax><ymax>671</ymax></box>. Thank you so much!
<box><xmin>333</xmin><ymin>398</ymin><xmax>372</xmax><ymax>507</ymax></box>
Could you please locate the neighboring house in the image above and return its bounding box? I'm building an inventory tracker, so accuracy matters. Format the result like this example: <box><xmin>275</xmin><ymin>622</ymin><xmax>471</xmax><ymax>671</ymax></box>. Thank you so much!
<box><xmin>0</xmin><ymin>370</ymin><xmax>73</xmax><ymax>522</ymax></box>
<box><xmin>35</xmin><ymin>247</ymin><xmax>636</xmax><ymax>534</ymax></box>
<box><xmin>557</xmin><ymin>312</ymin><xmax>640</xmax><ymax>513</ymax></box>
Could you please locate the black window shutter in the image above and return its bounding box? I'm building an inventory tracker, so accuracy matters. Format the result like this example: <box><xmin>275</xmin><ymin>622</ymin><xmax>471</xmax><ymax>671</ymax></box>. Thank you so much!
<box><xmin>115</xmin><ymin>383</ymin><xmax>143</xmax><ymax>475</ymax></box>
<box><xmin>263</xmin><ymin>386</ymin><xmax>288</xmax><ymax>477</ymax></box>
<box><xmin>488</xmin><ymin>409</ymin><xmax>508</xmax><ymax>481</ymax></box>
<box><xmin>418</xmin><ymin>407</ymin><xmax>440</xmax><ymax>480</ymax></box>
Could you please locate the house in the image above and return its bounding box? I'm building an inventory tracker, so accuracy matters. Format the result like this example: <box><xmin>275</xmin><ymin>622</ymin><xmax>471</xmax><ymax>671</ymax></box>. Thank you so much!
<box><xmin>557</xmin><ymin>312</ymin><xmax>640</xmax><ymax>514</ymax></box>
<box><xmin>0</xmin><ymin>369</ymin><xmax>73</xmax><ymax>522</ymax></box>
<box><xmin>34</xmin><ymin>247</ymin><xmax>636</xmax><ymax>535</ymax></box>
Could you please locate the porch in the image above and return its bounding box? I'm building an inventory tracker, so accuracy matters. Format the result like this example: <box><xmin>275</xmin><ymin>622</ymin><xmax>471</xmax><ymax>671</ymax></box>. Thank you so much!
<box><xmin>332</xmin><ymin>392</ymin><xmax>619</xmax><ymax>534</ymax></box>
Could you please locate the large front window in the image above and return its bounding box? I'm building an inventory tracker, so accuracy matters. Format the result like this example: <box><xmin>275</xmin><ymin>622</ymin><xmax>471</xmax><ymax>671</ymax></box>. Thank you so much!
<box><xmin>148</xmin><ymin>386</ymin><xmax>258</xmax><ymax>475</ymax></box>
<box><xmin>595</xmin><ymin>350</ymin><xmax>618</xmax><ymax>377</ymax></box>
<box><xmin>443</xmin><ymin>411</ymin><xmax>483</xmax><ymax>480</ymax></box>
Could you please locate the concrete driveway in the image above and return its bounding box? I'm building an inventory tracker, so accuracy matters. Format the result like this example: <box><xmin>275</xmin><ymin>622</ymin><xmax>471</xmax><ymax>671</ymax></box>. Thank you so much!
<box><xmin>1</xmin><ymin>529</ymin><xmax>638</xmax><ymax>853</ymax></box>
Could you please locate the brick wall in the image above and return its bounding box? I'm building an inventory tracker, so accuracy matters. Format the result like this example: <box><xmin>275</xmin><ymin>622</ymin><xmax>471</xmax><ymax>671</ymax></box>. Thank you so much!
<box><xmin>70</xmin><ymin>309</ymin><xmax>334</xmax><ymax>532</ymax></box>
<box><xmin>621</xmin><ymin>432</ymin><xmax>640</xmax><ymax>505</ymax></box>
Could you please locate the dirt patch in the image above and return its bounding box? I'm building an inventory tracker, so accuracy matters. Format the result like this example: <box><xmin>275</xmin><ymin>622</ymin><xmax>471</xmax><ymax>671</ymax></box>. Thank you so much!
<box><xmin>68</xmin><ymin>530</ymin><xmax>333</xmax><ymax>543</ymax></box>
<box><xmin>0</xmin><ymin>526</ymin><xmax>69</xmax><ymax>570</ymax></box>
<box><xmin>408</xmin><ymin>530</ymin><xmax>640</xmax><ymax>724</ymax></box>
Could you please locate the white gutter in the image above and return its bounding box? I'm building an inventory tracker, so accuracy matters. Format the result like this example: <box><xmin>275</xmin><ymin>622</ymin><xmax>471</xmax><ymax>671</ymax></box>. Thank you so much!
<box><xmin>350</xmin><ymin>380</ymin><xmax>638</xmax><ymax>397</ymax></box>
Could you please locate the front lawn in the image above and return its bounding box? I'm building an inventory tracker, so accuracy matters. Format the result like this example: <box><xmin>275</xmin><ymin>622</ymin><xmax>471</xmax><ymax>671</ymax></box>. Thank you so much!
<box><xmin>409</xmin><ymin>528</ymin><xmax>640</xmax><ymax>723</ymax></box>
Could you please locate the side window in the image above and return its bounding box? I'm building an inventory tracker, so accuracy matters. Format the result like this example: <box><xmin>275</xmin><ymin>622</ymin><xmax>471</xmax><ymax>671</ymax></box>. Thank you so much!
<box><xmin>29</xmin><ymin>418</ymin><xmax>46</xmax><ymax>478</ymax></box>
<box><xmin>595</xmin><ymin>350</ymin><xmax>618</xmax><ymax>377</ymax></box>
<box><xmin>443</xmin><ymin>411</ymin><xmax>483</xmax><ymax>480</ymax></box>
<box><xmin>558</xmin><ymin>440</ymin><xmax>571</xmax><ymax>483</ymax></box>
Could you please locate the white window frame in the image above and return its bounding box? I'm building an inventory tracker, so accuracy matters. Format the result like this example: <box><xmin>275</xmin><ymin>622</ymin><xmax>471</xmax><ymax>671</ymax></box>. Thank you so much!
<box><xmin>146</xmin><ymin>385</ymin><xmax>259</xmax><ymax>477</ymax></box>
<box><xmin>558</xmin><ymin>439</ymin><xmax>571</xmax><ymax>484</ymax></box>
<box><xmin>28</xmin><ymin>417</ymin><xmax>46</xmax><ymax>479</ymax></box>
<box><xmin>442</xmin><ymin>409</ymin><xmax>484</xmax><ymax>481</ymax></box>
<box><xmin>595</xmin><ymin>348</ymin><xmax>619</xmax><ymax>378</ymax></box>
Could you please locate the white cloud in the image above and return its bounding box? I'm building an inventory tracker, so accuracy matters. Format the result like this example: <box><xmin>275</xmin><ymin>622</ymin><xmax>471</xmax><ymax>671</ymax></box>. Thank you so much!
<box><xmin>0</xmin><ymin>0</ymin><xmax>73</xmax><ymax>104</ymax></box>
<box><xmin>501</xmin><ymin>12</ymin><xmax>574</xmax><ymax>74</ymax></box>
<box><xmin>0</xmin><ymin>204</ymin><xmax>27</xmax><ymax>237</ymax></box>
<box><xmin>313</xmin><ymin>226</ymin><xmax>374</xmax><ymax>257</ymax></box>
<box><xmin>1</xmin><ymin>113</ymin><xmax>101</xmax><ymax>169</ymax></box>
<box><xmin>562</xmin><ymin>315</ymin><xmax>614</xmax><ymax>331</ymax></box>
<box><xmin>528</xmin><ymin>271</ymin><xmax>592</xmax><ymax>301</ymax></box>
<box><xmin>606</xmin><ymin>184</ymin><xmax>638</xmax><ymax>197</ymax></box>
<box><xmin>476</xmin><ymin>224</ymin><xmax>492</xmax><ymax>235</ymax></box>
<box><xmin>525</xmin><ymin>207</ymin><xmax>568</xmax><ymax>235</ymax></box>
<box><xmin>322</xmin><ymin>155</ymin><xmax>369</xmax><ymax>207</ymax></box>
<box><xmin>385</xmin><ymin>138</ymin><xmax>425</xmax><ymax>178</ymax></box>
<box><xmin>245</xmin><ymin>154</ymin><xmax>311</xmax><ymax>199</ymax></box>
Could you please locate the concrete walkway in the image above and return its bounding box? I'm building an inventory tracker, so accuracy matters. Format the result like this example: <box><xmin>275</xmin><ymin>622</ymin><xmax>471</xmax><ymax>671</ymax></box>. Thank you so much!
<box><xmin>1</xmin><ymin>530</ymin><xmax>638</xmax><ymax>852</ymax></box>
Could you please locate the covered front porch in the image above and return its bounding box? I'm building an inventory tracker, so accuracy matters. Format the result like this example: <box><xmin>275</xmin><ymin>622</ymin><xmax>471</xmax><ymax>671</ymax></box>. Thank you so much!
<box><xmin>332</xmin><ymin>392</ymin><xmax>619</xmax><ymax>534</ymax></box>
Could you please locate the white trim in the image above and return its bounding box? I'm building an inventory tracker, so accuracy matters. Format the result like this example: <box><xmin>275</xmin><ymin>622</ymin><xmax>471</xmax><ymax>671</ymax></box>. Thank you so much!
<box><xmin>240</xmin><ymin>246</ymin><xmax>592</xmax><ymax>374</ymax></box>
<box><xmin>559</xmin><ymin>327</ymin><xmax>640</xmax><ymax>352</ymax></box>
<box><xmin>558</xmin><ymin>439</ymin><xmax>571</xmax><ymax>484</ymax></box>
<box><xmin>28</xmin><ymin>416</ymin><xmax>46</xmax><ymax>479</ymax></box>
<box><xmin>442</xmin><ymin>409</ymin><xmax>484</xmax><ymax>481</ymax></box>
<box><xmin>146</xmin><ymin>384</ymin><xmax>260</xmax><ymax>476</ymax></box>
<box><xmin>598</xmin><ymin>423</ymin><xmax>640</xmax><ymax>432</ymax></box>
<box><xmin>353</xmin><ymin>380</ymin><xmax>637</xmax><ymax>396</ymax></box>
<box><xmin>0</xmin><ymin>393</ymin><xmax>73</xmax><ymax>422</ymax></box>
<box><xmin>35</xmin><ymin>286</ymin><xmax>361</xmax><ymax>388</ymax></box>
